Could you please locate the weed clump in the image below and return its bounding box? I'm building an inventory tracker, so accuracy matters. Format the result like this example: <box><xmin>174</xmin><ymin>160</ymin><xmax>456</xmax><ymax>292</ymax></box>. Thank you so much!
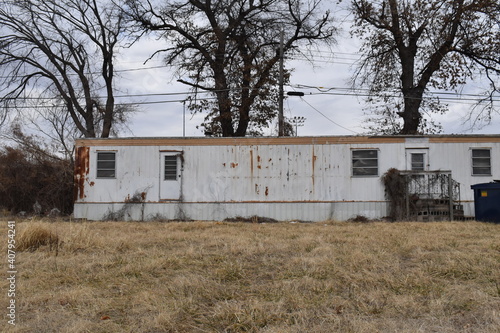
<box><xmin>224</xmin><ymin>215</ymin><xmax>278</xmax><ymax>223</ymax></box>
<box><xmin>382</xmin><ymin>168</ymin><xmax>408</xmax><ymax>221</ymax></box>
<box><xmin>17</xmin><ymin>223</ymin><xmax>59</xmax><ymax>251</ymax></box>
<box><xmin>348</xmin><ymin>215</ymin><xmax>370</xmax><ymax>223</ymax></box>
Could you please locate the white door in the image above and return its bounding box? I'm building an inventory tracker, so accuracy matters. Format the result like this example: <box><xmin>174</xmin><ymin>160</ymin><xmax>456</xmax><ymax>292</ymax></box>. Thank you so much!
<box><xmin>405</xmin><ymin>148</ymin><xmax>429</xmax><ymax>171</ymax></box>
<box><xmin>160</xmin><ymin>152</ymin><xmax>182</xmax><ymax>200</ymax></box>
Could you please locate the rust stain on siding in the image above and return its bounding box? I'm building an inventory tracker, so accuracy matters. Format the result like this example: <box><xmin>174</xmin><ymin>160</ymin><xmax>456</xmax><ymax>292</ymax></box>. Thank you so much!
<box><xmin>74</xmin><ymin>146</ymin><xmax>90</xmax><ymax>201</ymax></box>
<box><xmin>312</xmin><ymin>147</ymin><xmax>317</xmax><ymax>188</ymax></box>
<box><xmin>249</xmin><ymin>150</ymin><xmax>254</xmax><ymax>178</ymax></box>
<box><xmin>265</xmin><ymin>186</ymin><xmax>269</xmax><ymax>196</ymax></box>
<box><xmin>230</xmin><ymin>162</ymin><xmax>238</xmax><ymax>168</ymax></box>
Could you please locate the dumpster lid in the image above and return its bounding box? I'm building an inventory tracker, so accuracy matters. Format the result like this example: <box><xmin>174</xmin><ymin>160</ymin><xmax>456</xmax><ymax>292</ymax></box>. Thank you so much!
<box><xmin>471</xmin><ymin>182</ymin><xmax>500</xmax><ymax>189</ymax></box>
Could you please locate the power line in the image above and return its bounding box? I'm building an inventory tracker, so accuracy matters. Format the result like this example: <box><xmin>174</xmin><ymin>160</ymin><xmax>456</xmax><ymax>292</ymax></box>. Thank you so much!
<box><xmin>291</xmin><ymin>84</ymin><xmax>500</xmax><ymax>104</ymax></box>
<box><xmin>115</xmin><ymin>65</ymin><xmax>169</xmax><ymax>73</ymax></box>
<box><xmin>2</xmin><ymin>90</ymin><xmax>212</xmax><ymax>101</ymax></box>
<box><xmin>291</xmin><ymin>95</ymin><xmax>359</xmax><ymax>134</ymax></box>
<box><xmin>0</xmin><ymin>97</ymin><xmax>220</xmax><ymax>109</ymax></box>
<box><xmin>5</xmin><ymin>78</ymin><xmax>496</xmax><ymax>103</ymax></box>
<box><xmin>2</xmin><ymin>84</ymin><xmax>498</xmax><ymax>109</ymax></box>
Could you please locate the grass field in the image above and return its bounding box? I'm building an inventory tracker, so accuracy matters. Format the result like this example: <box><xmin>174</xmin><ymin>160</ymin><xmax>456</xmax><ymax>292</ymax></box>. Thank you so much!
<box><xmin>1</xmin><ymin>219</ymin><xmax>499</xmax><ymax>332</ymax></box>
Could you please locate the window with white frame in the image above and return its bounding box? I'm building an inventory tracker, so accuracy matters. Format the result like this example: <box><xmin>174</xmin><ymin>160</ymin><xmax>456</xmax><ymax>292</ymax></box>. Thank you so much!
<box><xmin>96</xmin><ymin>152</ymin><xmax>116</xmax><ymax>178</ymax></box>
<box><xmin>352</xmin><ymin>150</ymin><xmax>378</xmax><ymax>176</ymax></box>
<box><xmin>472</xmin><ymin>149</ymin><xmax>491</xmax><ymax>175</ymax></box>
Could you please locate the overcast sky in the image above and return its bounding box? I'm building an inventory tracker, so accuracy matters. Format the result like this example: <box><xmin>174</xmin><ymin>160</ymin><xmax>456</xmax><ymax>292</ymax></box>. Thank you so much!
<box><xmin>115</xmin><ymin>3</ymin><xmax>500</xmax><ymax>138</ymax></box>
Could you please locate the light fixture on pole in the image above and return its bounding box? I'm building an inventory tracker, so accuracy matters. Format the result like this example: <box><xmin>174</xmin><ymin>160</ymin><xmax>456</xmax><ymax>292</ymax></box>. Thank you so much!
<box><xmin>287</xmin><ymin>91</ymin><xmax>304</xmax><ymax>97</ymax></box>
<box><xmin>289</xmin><ymin>116</ymin><xmax>306</xmax><ymax>136</ymax></box>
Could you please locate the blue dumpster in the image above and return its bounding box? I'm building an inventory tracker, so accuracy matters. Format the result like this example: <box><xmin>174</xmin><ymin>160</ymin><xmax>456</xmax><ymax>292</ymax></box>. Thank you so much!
<box><xmin>471</xmin><ymin>181</ymin><xmax>500</xmax><ymax>223</ymax></box>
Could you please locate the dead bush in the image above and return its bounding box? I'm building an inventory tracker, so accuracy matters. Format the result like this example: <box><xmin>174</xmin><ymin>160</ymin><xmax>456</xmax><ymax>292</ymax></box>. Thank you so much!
<box><xmin>382</xmin><ymin>168</ymin><xmax>407</xmax><ymax>221</ymax></box>
<box><xmin>348</xmin><ymin>215</ymin><xmax>370</xmax><ymax>223</ymax></box>
<box><xmin>0</xmin><ymin>146</ymin><xmax>73</xmax><ymax>215</ymax></box>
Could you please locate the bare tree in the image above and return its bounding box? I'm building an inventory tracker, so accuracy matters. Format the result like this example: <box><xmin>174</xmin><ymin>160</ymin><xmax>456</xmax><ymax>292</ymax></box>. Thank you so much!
<box><xmin>352</xmin><ymin>0</ymin><xmax>500</xmax><ymax>134</ymax></box>
<box><xmin>125</xmin><ymin>0</ymin><xmax>336</xmax><ymax>137</ymax></box>
<box><xmin>12</xmin><ymin>103</ymin><xmax>79</xmax><ymax>162</ymax></box>
<box><xmin>0</xmin><ymin>0</ymin><xmax>128</xmax><ymax>138</ymax></box>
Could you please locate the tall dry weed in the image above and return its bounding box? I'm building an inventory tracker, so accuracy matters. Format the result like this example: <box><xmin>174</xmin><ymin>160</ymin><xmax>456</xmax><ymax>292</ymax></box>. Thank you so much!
<box><xmin>16</xmin><ymin>222</ymin><xmax>59</xmax><ymax>251</ymax></box>
<box><xmin>61</xmin><ymin>223</ymin><xmax>101</xmax><ymax>252</ymax></box>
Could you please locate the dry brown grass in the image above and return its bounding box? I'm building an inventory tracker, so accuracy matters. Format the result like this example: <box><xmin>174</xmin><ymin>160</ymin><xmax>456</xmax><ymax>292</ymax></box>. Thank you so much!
<box><xmin>16</xmin><ymin>223</ymin><xmax>59</xmax><ymax>252</ymax></box>
<box><xmin>0</xmin><ymin>219</ymin><xmax>499</xmax><ymax>332</ymax></box>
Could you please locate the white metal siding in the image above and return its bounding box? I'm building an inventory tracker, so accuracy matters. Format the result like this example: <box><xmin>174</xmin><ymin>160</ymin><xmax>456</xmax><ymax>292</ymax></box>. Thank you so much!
<box><xmin>74</xmin><ymin>136</ymin><xmax>500</xmax><ymax>221</ymax></box>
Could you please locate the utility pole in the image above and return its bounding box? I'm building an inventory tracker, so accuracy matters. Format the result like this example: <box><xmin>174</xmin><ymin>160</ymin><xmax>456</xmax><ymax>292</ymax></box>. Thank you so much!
<box><xmin>278</xmin><ymin>30</ymin><xmax>284</xmax><ymax>137</ymax></box>
<box><xmin>182</xmin><ymin>99</ymin><xmax>186</xmax><ymax>137</ymax></box>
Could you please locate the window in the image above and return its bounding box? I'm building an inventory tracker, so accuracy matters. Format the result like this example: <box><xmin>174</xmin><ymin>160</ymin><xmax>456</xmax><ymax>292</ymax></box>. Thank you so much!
<box><xmin>411</xmin><ymin>153</ymin><xmax>425</xmax><ymax>171</ymax></box>
<box><xmin>164</xmin><ymin>155</ymin><xmax>178</xmax><ymax>180</ymax></box>
<box><xmin>97</xmin><ymin>152</ymin><xmax>116</xmax><ymax>178</ymax></box>
<box><xmin>352</xmin><ymin>150</ymin><xmax>378</xmax><ymax>176</ymax></box>
<box><xmin>472</xmin><ymin>149</ymin><xmax>491</xmax><ymax>175</ymax></box>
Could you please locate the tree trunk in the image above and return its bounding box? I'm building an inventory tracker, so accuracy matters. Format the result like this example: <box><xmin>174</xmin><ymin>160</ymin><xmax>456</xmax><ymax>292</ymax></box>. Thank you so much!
<box><xmin>213</xmin><ymin>63</ymin><xmax>234</xmax><ymax>136</ymax></box>
<box><xmin>83</xmin><ymin>104</ymin><xmax>96</xmax><ymax>138</ymax></box>
<box><xmin>100</xmin><ymin>102</ymin><xmax>114</xmax><ymax>138</ymax></box>
<box><xmin>217</xmin><ymin>91</ymin><xmax>234</xmax><ymax>136</ymax></box>
<box><xmin>219</xmin><ymin>111</ymin><xmax>235</xmax><ymax>136</ymax></box>
<box><xmin>399</xmin><ymin>89</ymin><xmax>424</xmax><ymax>134</ymax></box>
<box><xmin>234</xmin><ymin>106</ymin><xmax>249</xmax><ymax>137</ymax></box>
<box><xmin>216</xmin><ymin>85</ymin><xmax>234</xmax><ymax>136</ymax></box>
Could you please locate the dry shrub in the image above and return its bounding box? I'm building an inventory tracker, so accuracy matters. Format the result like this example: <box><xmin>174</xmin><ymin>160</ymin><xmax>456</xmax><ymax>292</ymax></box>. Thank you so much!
<box><xmin>17</xmin><ymin>223</ymin><xmax>59</xmax><ymax>251</ymax></box>
<box><xmin>348</xmin><ymin>215</ymin><xmax>370</xmax><ymax>223</ymax></box>
<box><xmin>0</xmin><ymin>144</ymin><xmax>73</xmax><ymax>215</ymax></box>
<box><xmin>382</xmin><ymin>168</ymin><xmax>407</xmax><ymax>220</ymax></box>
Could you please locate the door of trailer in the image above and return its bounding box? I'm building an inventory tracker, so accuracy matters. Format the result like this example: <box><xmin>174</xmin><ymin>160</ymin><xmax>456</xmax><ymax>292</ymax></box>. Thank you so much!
<box><xmin>160</xmin><ymin>151</ymin><xmax>182</xmax><ymax>200</ymax></box>
<box><xmin>405</xmin><ymin>148</ymin><xmax>429</xmax><ymax>171</ymax></box>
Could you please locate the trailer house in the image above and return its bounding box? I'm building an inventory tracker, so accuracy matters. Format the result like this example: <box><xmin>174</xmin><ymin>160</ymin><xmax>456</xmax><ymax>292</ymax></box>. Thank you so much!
<box><xmin>73</xmin><ymin>135</ymin><xmax>499</xmax><ymax>221</ymax></box>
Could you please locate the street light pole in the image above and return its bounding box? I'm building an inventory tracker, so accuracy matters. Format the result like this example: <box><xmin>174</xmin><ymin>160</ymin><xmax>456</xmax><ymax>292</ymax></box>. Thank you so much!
<box><xmin>182</xmin><ymin>99</ymin><xmax>186</xmax><ymax>137</ymax></box>
<box><xmin>278</xmin><ymin>30</ymin><xmax>284</xmax><ymax>137</ymax></box>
